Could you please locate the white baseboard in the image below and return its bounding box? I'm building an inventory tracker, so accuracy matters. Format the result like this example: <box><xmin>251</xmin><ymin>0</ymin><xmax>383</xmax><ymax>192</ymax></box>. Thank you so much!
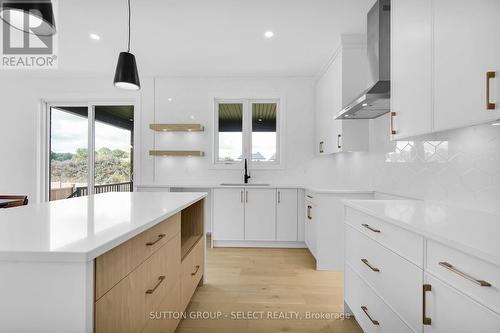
<box><xmin>213</xmin><ymin>240</ymin><xmax>307</xmax><ymax>248</ymax></box>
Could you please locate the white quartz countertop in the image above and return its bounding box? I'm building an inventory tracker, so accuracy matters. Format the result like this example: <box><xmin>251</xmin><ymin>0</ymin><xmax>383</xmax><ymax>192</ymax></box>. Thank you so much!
<box><xmin>0</xmin><ymin>192</ymin><xmax>206</xmax><ymax>263</ymax></box>
<box><xmin>137</xmin><ymin>183</ymin><xmax>373</xmax><ymax>194</ymax></box>
<box><xmin>343</xmin><ymin>200</ymin><xmax>500</xmax><ymax>266</ymax></box>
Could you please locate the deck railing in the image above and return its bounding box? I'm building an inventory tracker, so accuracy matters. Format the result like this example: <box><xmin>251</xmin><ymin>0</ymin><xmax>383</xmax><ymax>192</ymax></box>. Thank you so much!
<box><xmin>68</xmin><ymin>181</ymin><xmax>133</xmax><ymax>198</ymax></box>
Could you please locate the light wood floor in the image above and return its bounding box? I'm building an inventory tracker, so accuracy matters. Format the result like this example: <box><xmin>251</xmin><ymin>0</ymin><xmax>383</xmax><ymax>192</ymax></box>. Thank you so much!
<box><xmin>176</xmin><ymin>244</ymin><xmax>363</xmax><ymax>333</ymax></box>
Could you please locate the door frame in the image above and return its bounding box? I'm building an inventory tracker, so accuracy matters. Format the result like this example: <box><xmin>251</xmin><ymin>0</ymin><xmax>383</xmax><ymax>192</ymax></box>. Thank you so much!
<box><xmin>37</xmin><ymin>98</ymin><xmax>140</xmax><ymax>203</ymax></box>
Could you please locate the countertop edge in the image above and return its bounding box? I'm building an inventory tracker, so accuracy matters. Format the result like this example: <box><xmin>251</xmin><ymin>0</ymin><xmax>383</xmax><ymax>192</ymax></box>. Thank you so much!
<box><xmin>0</xmin><ymin>193</ymin><xmax>207</xmax><ymax>264</ymax></box>
<box><xmin>342</xmin><ymin>200</ymin><xmax>500</xmax><ymax>267</ymax></box>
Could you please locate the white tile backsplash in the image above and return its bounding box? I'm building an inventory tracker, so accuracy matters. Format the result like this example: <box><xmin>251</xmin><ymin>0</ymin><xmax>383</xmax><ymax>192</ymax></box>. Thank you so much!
<box><xmin>370</xmin><ymin>114</ymin><xmax>500</xmax><ymax>213</ymax></box>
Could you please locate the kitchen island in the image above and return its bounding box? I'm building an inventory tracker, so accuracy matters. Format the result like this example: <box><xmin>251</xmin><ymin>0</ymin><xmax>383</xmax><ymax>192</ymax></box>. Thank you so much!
<box><xmin>0</xmin><ymin>192</ymin><xmax>206</xmax><ymax>333</ymax></box>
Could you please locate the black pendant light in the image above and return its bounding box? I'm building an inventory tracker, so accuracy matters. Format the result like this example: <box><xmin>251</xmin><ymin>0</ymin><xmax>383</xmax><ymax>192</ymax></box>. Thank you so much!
<box><xmin>114</xmin><ymin>0</ymin><xmax>140</xmax><ymax>90</ymax></box>
<box><xmin>0</xmin><ymin>0</ymin><xmax>56</xmax><ymax>36</ymax></box>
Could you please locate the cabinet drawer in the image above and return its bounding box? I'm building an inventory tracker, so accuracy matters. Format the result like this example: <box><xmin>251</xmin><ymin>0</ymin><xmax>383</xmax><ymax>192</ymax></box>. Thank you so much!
<box><xmin>345</xmin><ymin>207</ymin><xmax>423</xmax><ymax>267</ymax></box>
<box><xmin>141</xmin><ymin>281</ymin><xmax>181</xmax><ymax>333</ymax></box>
<box><xmin>95</xmin><ymin>213</ymin><xmax>181</xmax><ymax>299</ymax></box>
<box><xmin>424</xmin><ymin>273</ymin><xmax>500</xmax><ymax>333</ymax></box>
<box><xmin>95</xmin><ymin>234</ymin><xmax>181</xmax><ymax>333</ymax></box>
<box><xmin>426</xmin><ymin>240</ymin><xmax>500</xmax><ymax>314</ymax></box>
<box><xmin>345</xmin><ymin>264</ymin><xmax>413</xmax><ymax>333</ymax></box>
<box><xmin>345</xmin><ymin>225</ymin><xmax>422</xmax><ymax>332</ymax></box>
<box><xmin>181</xmin><ymin>237</ymin><xmax>204</xmax><ymax>310</ymax></box>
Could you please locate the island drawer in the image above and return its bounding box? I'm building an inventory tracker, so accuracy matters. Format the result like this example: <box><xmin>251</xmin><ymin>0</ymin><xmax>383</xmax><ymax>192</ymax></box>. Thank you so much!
<box><xmin>95</xmin><ymin>212</ymin><xmax>181</xmax><ymax>300</ymax></box>
<box><xmin>345</xmin><ymin>224</ymin><xmax>422</xmax><ymax>332</ymax></box>
<box><xmin>141</xmin><ymin>280</ymin><xmax>182</xmax><ymax>333</ymax></box>
<box><xmin>181</xmin><ymin>237</ymin><xmax>204</xmax><ymax>310</ymax></box>
<box><xmin>426</xmin><ymin>240</ymin><xmax>500</xmax><ymax>314</ymax></box>
<box><xmin>95</xmin><ymin>233</ymin><xmax>181</xmax><ymax>333</ymax></box>
<box><xmin>345</xmin><ymin>207</ymin><xmax>424</xmax><ymax>267</ymax></box>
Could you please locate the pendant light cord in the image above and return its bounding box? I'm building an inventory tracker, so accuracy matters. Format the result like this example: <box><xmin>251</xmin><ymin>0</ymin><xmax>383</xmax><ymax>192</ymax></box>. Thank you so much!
<box><xmin>127</xmin><ymin>0</ymin><xmax>131</xmax><ymax>52</ymax></box>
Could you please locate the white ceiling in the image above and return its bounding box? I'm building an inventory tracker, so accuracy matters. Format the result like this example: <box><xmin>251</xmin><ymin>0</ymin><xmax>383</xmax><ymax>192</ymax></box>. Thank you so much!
<box><xmin>4</xmin><ymin>0</ymin><xmax>375</xmax><ymax>78</ymax></box>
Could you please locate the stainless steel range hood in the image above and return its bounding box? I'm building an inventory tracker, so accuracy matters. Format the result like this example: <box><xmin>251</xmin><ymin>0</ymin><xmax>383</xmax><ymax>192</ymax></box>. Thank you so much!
<box><xmin>335</xmin><ymin>0</ymin><xmax>391</xmax><ymax>120</ymax></box>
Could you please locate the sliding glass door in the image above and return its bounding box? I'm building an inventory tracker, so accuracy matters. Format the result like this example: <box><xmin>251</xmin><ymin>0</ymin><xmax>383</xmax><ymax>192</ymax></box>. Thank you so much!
<box><xmin>49</xmin><ymin>104</ymin><xmax>134</xmax><ymax>201</ymax></box>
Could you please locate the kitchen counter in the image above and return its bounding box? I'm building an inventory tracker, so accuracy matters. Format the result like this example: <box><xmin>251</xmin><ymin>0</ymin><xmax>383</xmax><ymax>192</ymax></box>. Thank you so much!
<box><xmin>343</xmin><ymin>199</ymin><xmax>500</xmax><ymax>266</ymax></box>
<box><xmin>0</xmin><ymin>191</ymin><xmax>206</xmax><ymax>262</ymax></box>
<box><xmin>137</xmin><ymin>183</ymin><xmax>373</xmax><ymax>194</ymax></box>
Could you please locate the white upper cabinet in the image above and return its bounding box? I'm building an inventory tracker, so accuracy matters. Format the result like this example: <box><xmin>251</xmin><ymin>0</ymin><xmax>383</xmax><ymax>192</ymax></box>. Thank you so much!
<box><xmin>391</xmin><ymin>0</ymin><xmax>433</xmax><ymax>139</ymax></box>
<box><xmin>433</xmin><ymin>0</ymin><xmax>500</xmax><ymax>131</ymax></box>
<box><xmin>392</xmin><ymin>0</ymin><xmax>500</xmax><ymax>139</ymax></box>
<box><xmin>315</xmin><ymin>35</ymin><xmax>370</xmax><ymax>154</ymax></box>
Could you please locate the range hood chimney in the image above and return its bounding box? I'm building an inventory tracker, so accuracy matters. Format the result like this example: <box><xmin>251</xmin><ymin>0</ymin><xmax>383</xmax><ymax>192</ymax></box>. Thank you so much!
<box><xmin>335</xmin><ymin>0</ymin><xmax>391</xmax><ymax>120</ymax></box>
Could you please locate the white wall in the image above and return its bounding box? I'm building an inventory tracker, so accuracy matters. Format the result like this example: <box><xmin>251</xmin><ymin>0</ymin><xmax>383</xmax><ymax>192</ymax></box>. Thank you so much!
<box><xmin>143</xmin><ymin>77</ymin><xmax>372</xmax><ymax>188</ymax></box>
<box><xmin>368</xmin><ymin>113</ymin><xmax>500</xmax><ymax>214</ymax></box>
<box><xmin>0</xmin><ymin>76</ymin><xmax>372</xmax><ymax>204</ymax></box>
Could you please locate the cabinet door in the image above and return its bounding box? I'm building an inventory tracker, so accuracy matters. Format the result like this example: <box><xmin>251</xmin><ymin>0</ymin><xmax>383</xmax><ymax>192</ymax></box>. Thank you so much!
<box><xmin>424</xmin><ymin>273</ymin><xmax>500</xmax><ymax>333</ymax></box>
<box><xmin>433</xmin><ymin>0</ymin><xmax>500</xmax><ymax>131</ymax></box>
<box><xmin>304</xmin><ymin>201</ymin><xmax>316</xmax><ymax>258</ymax></box>
<box><xmin>391</xmin><ymin>0</ymin><xmax>433</xmax><ymax>139</ymax></box>
<box><xmin>315</xmin><ymin>56</ymin><xmax>340</xmax><ymax>155</ymax></box>
<box><xmin>244</xmin><ymin>189</ymin><xmax>276</xmax><ymax>240</ymax></box>
<box><xmin>276</xmin><ymin>189</ymin><xmax>298</xmax><ymax>241</ymax></box>
<box><xmin>213</xmin><ymin>189</ymin><xmax>244</xmax><ymax>241</ymax></box>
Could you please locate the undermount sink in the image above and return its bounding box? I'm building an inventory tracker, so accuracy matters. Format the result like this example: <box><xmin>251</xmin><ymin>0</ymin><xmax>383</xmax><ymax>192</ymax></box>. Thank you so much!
<box><xmin>220</xmin><ymin>183</ymin><xmax>270</xmax><ymax>186</ymax></box>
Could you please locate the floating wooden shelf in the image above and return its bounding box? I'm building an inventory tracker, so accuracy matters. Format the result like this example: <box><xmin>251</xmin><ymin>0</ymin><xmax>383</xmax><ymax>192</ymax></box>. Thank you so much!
<box><xmin>150</xmin><ymin>124</ymin><xmax>204</xmax><ymax>132</ymax></box>
<box><xmin>149</xmin><ymin>150</ymin><xmax>205</xmax><ymax>157</ymax></box>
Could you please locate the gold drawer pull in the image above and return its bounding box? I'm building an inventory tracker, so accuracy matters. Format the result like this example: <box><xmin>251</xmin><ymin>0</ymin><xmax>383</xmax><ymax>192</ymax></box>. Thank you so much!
<box><xmin>307</xmin><ymin>205</ymin><xmax>312</xmax><ymax>220</ymax></box>
<box><xmin>191</xmin><ymin>265</ymin><xmax>201</xmax><ymax>276</ymax></box>
<box><xmin>423</xmin><ymin>284</ymin><xmax>432</xmax><ymax>325</ymax></box>
<box><xmin>146</xmin><ymin>276</ymin><xmax>166</xmax><ymax>294</ymax></box>
<box><xmin>361</xmin><ymin>306</ymin><xmax>379</xmax><ymax>326</ymax></box>
<box><xmin>390</xmin><ymin>111</ymin><xmax>397</xmax><ymax>135</ymax></box>
<box><xmin>439</xmin><ymin>262</ymin><xmax>492</xmax><ymax>287</ymax></box>
<box><xmin>361</xmin><ymin>258</ymin><xmax>380</xmax><ymax>272</ymax></box>
<box><xmin>361</xmin><ymin>223</ymin><xmax>380</xmax><ymax>233</ymax></box>
<box><xmin>146</xmin><ymin>234</ymin><xmax>166</xmax><ymax>246</ymax></box>
<box><xmin>487</xmin><ymin>71</ymin><xmax>496</xmax><ymax>110</ymax></box>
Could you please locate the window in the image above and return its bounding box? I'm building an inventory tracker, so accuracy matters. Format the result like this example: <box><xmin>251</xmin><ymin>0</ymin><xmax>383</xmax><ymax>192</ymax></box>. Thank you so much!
<box><xmin>214</xmin><ymin>99</ymin><xmax>280</xmax><ymax>167</ymax></box>
<box><xmin>48</xmin><ymin>104</ymin><xmax>134</xmax><ymax>201</ymax></box>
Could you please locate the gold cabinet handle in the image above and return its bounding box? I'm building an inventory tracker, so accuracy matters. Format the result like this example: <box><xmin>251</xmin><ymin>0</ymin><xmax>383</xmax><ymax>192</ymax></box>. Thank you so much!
<box><xmin>245</xmin><ymin>190</ymin><xmax>248</xmax><ymax>203</ymax></box>
<box><xmin>240</xmin><ymin>190</ymin><xmax>244</xmax><ymax>203</ymax></box>
<box><xmin>487</xmin><ymin>71</ymin><xmax>496</xmax><ymax>110</ymax></box>
<box><xmin>191</xmin><ymin>265</ymin><xmax>201</xmax><ymax>276</ymax></box>
<box><xmin>361</xmin><ymin>258</ymin><xmax>380</xmax><ymax>272</ymax></box>
<box><xmin>361</xmin><ymin>306</ymin><xmax>379</xmax><ymax>326</ymax></box>
<box><xmin>146</xmin><ymin>276</ymin><xmax>166</xmax><ymax>294</ymax></box>
<box><xmin>337</xmin><ymin>134</ymin><xmax>342</xmax><ymax>149</ymax></box>
<box><xmin>423</xmin><ymin>284</ymin><xmax>432</xmax><ymax>325</ymax></box>
<box><xmin>438</xmin><ymin>262</ymin><xmax>492</xmax><ymax>287</ymax></box>
<box><xmin>361</xmin><ymin>223</ymin><xmax>381</xmax><ymax>233</ymax></box>
<box><xmin>146</xmin><ymin>234</ymin><xmax>166</xmax><ymax>246</ymax></box>
<box><xmin>390</xmin><ymin>111</ymin><xmax>396</xmax><ymax>135</ymax></box>
<box><xmin>319</xmin><ymin>141</ymin><xmax>325</xmax><ymax>153</ymax></box>
<box><xmin>277</xmin><ymin>191</ymin><xmax>281</xmax><ymax>204</ymax></box>
<box><xmin>307</xmin><ymin>205</ymin><xmax>312</xmax><ymax>220</ymax></box>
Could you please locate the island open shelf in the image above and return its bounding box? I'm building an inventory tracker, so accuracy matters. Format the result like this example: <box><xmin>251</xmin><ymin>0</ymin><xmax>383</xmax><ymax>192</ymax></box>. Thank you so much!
<box><xmin>180</xmin><ymin>198</ymin><xmax>204</xmax><ymax>260</ymax></box>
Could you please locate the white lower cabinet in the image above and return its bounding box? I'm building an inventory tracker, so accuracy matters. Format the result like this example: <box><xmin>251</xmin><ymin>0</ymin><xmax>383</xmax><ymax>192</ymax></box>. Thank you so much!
<box><xmin>345</xmin><ymin>206</ymin><xmax>500</xmax><ymax>333</ymax></box>
<box><xmin>276</xmin><ymin>189</ymin><xmax>298</xmax><ymax>241</ymax></box>
<box><xmin>244</xmin><ymin>188</ymin><xmax>276</xmax><ymax>241</ymax></box>
<box><xmin>213</xmin><ymin>188</ymin><xmax>245</xmax><ymax>240</ymax></box>
<box><xmin>424</xmin><ymin>273</ymin><xmax>500</xmax><ymax>333</ymax></box>
<box><xmin>213</xmin><ymin>188</ymin><xmax>299</xmax><ymax>245</ymax></box>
